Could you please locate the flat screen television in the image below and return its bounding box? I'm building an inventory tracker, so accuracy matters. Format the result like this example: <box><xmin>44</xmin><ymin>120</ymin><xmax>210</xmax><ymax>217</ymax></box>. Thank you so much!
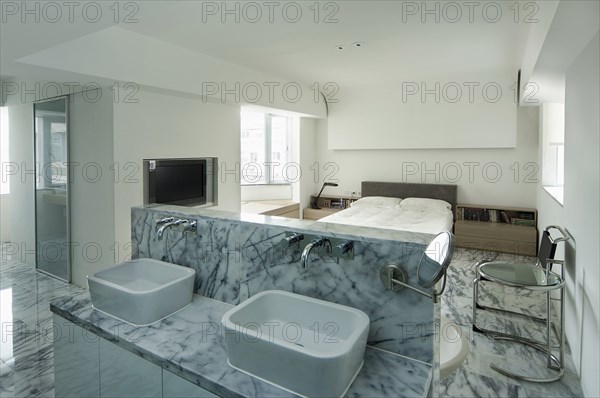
<box><xmin>144</xmin><ymin>158</ymin><xmax>207</xmax><ymax>206</ymax></box>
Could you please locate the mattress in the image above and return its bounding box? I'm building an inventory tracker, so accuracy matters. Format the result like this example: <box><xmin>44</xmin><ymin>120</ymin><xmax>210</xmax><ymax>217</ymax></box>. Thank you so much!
<box><xmin>318</xmin><ymin>205</ymin><xmax>453</xmax><ymax>235</ymax></box>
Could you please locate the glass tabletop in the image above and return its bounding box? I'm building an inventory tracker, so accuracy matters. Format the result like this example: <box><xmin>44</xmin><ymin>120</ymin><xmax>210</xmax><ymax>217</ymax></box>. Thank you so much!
<box><xmin>479</xmin><ymin>262</ymin><xmax>562</xmax><ymax>287</ymax></box>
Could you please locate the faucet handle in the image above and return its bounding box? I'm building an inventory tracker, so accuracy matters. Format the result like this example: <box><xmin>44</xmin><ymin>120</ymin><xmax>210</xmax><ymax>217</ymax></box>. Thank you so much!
<box><xmin>279</xmin><ymin>233</ymin><xmax>304</xmax><ymax>249</ymax></box>
<box><xmin>319</xmin><ymin>237</ymin><xmax>332</xmax><ymax>254</ymax></box>
<box><xmin>183</xmin><ymin>220</ymin><xmax>197</xmax><ymax>233</ymax></box>
<box><xmin>333</xmin><ymin>241</ymin><xmax>353</xmax><ymax>257</ymax></box>
<box><xmin>312</xmin><ymin>237</ymin><xmax>331</xmax><ymax>249</ymax></box>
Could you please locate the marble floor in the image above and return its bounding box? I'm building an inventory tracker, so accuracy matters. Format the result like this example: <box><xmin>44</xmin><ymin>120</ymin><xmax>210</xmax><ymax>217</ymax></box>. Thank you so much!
<box><xmin>439</xmin><ymin>248</ymin><xmax>584</xmax><ymax>398</ymax></box>
<box><xmin>0</xmin><ymin>254</ymin><xmax>83</xmax><ymax>397</ymax></box>
<box><xmin>0</xmin><ymin>246</ymin><xmax>584</xmax><ymax>397</ymax></box>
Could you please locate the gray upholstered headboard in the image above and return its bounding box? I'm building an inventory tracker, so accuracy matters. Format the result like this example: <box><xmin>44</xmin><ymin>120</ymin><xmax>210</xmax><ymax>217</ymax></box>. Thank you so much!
<box><xmin>361</xmin><ymin>181</ymin><xmax>458</xmax><ymax>219</ymax></box>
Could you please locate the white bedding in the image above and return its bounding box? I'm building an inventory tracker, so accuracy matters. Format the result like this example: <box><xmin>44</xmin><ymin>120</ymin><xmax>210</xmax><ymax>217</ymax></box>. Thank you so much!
<box><xmin>318</xmin><ymin>205</ymin><xmax>453</xmax><ymax>235</ymax></box>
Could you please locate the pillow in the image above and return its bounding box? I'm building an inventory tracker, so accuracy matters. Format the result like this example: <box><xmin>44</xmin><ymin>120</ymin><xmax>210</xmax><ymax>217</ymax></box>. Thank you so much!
<box><xmin>399</xmin><ymin>197</ymin><xmax>452</xmax><ymax>212</ymax></box>
<box><xmin>350</xmin><ymin>196</ymin><xmax>402</xmax><ymax>209</ymax></box>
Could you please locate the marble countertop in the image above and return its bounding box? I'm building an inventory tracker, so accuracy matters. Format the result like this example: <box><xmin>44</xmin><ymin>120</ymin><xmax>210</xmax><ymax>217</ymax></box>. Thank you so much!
<box><xmin>51</xmin><ymin>291</ymin><xmax>432</xmax><ymax>398</ymax></box>
<box><xmin>135</xmin><ymin>204</ymin><xmax>434</xmax><ymax>245</ymax></box>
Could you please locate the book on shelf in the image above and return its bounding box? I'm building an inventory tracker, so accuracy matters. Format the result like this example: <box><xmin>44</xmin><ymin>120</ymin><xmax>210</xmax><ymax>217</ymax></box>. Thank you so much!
<box><xmin>461</xmin><ymin>208</ymin><xmax>494</xmax><ymax>222</ymax></box>
<box><xmin>457</xmin><ymin>205</ymin><xmax>536</xmax><ymax>227</ymax></box>
<box><xmin>312</xmin><ymin>196</ymin><xmax>359</xmax><ymax>210</ymax></box>
<box><xmin>511</xmin><ymin>218</ymin><xmax>536</xmax><ymax>226</ymax></box>
<box><xmin>330</xmin><ymin>199</ymin><xmax>344</xmax><ymax>209</ymax></box>
<box><xmin>518</xmin><ymin>212</ymin><xmax>535</xmax><ymax>220</ymax></box>
<box><xmin>489</xmin><ymin>210</ymin><xmax>498</xmax><ymax>223</ymax></box>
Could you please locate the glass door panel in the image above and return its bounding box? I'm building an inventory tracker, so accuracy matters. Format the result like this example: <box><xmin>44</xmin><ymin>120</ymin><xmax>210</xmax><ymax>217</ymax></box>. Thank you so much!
<box><xmin>34</xmin><ymin>97</ymin><xmax>69</xmax><ymax>281</ymax></box>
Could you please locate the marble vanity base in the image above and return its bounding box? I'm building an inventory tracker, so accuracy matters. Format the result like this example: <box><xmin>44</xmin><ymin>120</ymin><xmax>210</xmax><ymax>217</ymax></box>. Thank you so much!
<box><xmin>50</xmin><ymin>291</ymin><xmax>432</xmax><ymax>398</ymax></box>
<box><xmin>131</xmin><ymin>206</ymin><xmax>437</xmax><ymax>362</ymax></box>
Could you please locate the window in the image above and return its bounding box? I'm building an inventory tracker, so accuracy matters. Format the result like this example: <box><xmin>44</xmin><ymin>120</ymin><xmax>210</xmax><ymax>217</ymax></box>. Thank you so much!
<box><xmin>541</xmin><ymin>103</ymin><xmax>565</xmax><ymax>204</ymax></box>
<box><xmin>241</xmin><ymin>110</ymin><xmax>291</xmax><ymax>185</ymax></box>
<box><xmin>0</xmin><ymin>107</ymin><xmax>9</xmax><ymax>195</ymax></box>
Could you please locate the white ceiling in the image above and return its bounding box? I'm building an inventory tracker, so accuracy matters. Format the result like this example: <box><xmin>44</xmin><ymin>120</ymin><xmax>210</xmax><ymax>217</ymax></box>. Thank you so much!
<box><xmin>121</xmin><ymin>1</ymin><xmax>530</xmax><ymax>84</ymax></box>
<box><xmin>1</xmin><ymin>1</ymin><xmax>534</xmax><ymax>96</ymax></box>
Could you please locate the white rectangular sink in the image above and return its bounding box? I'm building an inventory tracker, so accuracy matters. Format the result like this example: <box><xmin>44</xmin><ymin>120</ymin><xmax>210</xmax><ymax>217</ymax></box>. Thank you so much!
<box><xmin>222</xmin><ymin>290</ymin><xmax>370</xmax><ymax>397</ymax></box>
<box><xmin>87</xmin><ymin>258</ymin><xmax>195</xmax><ymax>326</ymax></box>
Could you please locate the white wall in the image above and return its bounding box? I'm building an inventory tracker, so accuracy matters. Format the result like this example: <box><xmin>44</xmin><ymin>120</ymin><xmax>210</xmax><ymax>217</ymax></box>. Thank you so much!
<box><xmin>537</xmin><ymin>32</ymin><xmax>599</xmax><ymax>397</ymax></box>
<box><xmin>315</xmin><ymin>106</ymin><xmax>539</xmax><ymax>208</ymax></box>
<box><xmin>112</xmin><ymin>88</ymin><xmax>241</xmax><ymax>254</ymax></box>
<box><xmin>519</xmin><ymin>1</ymin><xmax>560</xmax><ymax>104</ymax></box>
<box><xmin>69</xmin><ymin>89</ymin><xmax>115</xmax><ymax>287</ymax></box>
<box><xmin>562</xmin><ymin>32</ymin><xmax>599</xmax><ymax>398</ymax></box>
<box><xmin>6</xmin><ymin>104</ymin><xmax>35</xmax><ymax>266</ymax></box>
<box><xmin>327</xmin><ymin>71</ymin><xmax>518</xmax><ymax>150</ymax></box>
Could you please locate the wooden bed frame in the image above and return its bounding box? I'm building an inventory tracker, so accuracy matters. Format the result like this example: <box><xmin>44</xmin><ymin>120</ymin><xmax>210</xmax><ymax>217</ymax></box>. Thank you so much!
<box><xmin>361</xmin><ymin>181</ymin><xmax>458</xmax><ymax>220</ymax></box>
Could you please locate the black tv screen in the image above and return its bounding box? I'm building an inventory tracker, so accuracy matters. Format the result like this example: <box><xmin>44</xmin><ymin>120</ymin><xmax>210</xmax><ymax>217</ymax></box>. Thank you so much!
<box><xmin>145</xmin><ymin>159</ymin><xmax>207</xmax><ymax>206</ymax></box>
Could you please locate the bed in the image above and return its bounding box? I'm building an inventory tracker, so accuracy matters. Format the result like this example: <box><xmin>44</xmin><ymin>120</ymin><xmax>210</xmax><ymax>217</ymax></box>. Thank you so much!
<box><xmin>318</xmin><ymin>181</ymin><xmax>457</xmax><ymax>235</ymax></box>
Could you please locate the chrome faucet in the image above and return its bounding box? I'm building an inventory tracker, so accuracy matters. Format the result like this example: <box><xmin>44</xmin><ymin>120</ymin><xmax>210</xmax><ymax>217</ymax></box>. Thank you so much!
<box><xmin>157</xmin><ymin>219</ymin><xmax>189</xmax><ymax>240</ymax></box>
<box><xmin>279</xmin><ymin>233</ymin><xmax>304</xmax><ymax>249</ymax></box>
<box><xmin>183</xmin><ymin>220</ymin><xmax>197</xmax><ymax>233</ymax></box>
<box><xmin>333</xmin><ymin>240</ymin><xmax>354</xmax><ymax>261</ymax></box>
<box><xmin>156</xmin><ymin>217</ymin><xmax>175</xmax><ymax>226</ymax></box>
<box><xmin>300</xmin><ymin>237</ymin><xmax>332</xmax><ymax>269</ymax></box>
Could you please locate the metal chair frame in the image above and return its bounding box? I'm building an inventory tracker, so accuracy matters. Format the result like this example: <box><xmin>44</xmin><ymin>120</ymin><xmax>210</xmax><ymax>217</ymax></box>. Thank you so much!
<box><xmin>472</xmin><ymin>225</ymin><xmax>571</xmax><ymax>383</ymax></box>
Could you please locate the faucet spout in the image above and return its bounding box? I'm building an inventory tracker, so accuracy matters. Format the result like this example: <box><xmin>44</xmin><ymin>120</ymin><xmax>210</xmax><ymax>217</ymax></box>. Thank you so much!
<box><xmin>300</xmin><ymin>237</ymin><xmax>331</xmax><ymax>269</ymax></box>
<box><xmin>300</xmin><ymin>242</ymin><xmax>315</xmax><ymax>268</ymax></box>
<box><xmin>157</xmin><ymin>219</ymin><xmax>189</xmax><ymax>240</ymax></box>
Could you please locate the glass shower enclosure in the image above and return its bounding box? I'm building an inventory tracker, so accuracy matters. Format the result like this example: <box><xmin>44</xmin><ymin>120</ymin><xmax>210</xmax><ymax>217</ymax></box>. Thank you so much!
<box><xmin>34</xmin><ymin>97</ymin><xmax>70</xmax><ymax>281</ymax></box>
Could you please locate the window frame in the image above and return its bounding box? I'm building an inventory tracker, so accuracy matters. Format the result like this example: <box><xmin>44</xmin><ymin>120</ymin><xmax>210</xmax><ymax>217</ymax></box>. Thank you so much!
<box><xmin>240</xmin><ymin>111</ymin><xmax>291</xmax><ymax>186</ymax></box>
<box><xmin>541</xmin><ymin>103</ymin><xmax>565</xmax><ymax>206</ymax></box>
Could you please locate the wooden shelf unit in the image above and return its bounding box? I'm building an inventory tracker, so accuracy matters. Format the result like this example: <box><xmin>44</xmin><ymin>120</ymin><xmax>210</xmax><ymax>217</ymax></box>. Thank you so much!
<box><xmin>240</xmin><ymin>200</ymin><xmax>300</xmax><ymax>219</ymax></box>
<box><xmin>454</xmin><ymin>204</ymin><xmax>538</xmax><ymax>256</ymax></box>
<box><xmin>303</xmin><ymin>194</ymin><xmax>358</xmax><ymax>221</ymax></box>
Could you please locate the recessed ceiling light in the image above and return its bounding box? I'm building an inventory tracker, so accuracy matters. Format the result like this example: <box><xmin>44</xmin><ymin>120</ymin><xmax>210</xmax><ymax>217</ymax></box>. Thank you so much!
<box><xmin>335</xmin><ymin>45</ymin><xmax>345</xmax><ymax>50</ymax></box>
<box><xmin>352</xmin><ymin>42</ymin><xmax>366</xmax><ymax>48</ymax></box>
